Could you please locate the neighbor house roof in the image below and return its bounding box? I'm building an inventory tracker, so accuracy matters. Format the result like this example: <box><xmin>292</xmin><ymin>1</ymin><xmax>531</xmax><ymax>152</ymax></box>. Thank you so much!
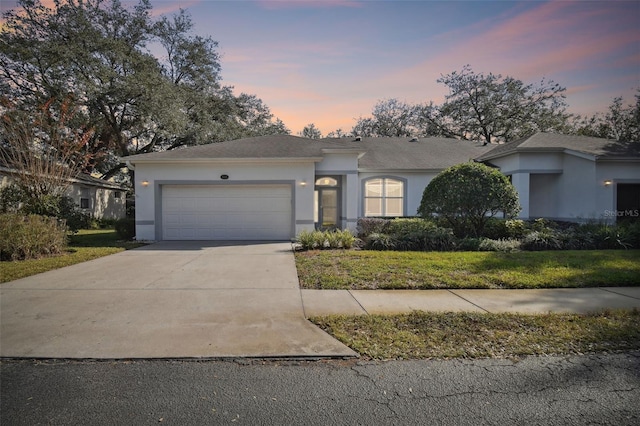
<box><xmin>476</xmin><ymin>132</ymin><xmax>640</xmax><ymax>162</ymax></box>
<box><xmin>71</xmin><ymin>173</ymin><xmax>127</xmax><ymax>191</ymax></box>
<box><xmin>125</xmin><ymin>135</ymin><xmax>493</xmax><ymax>171</ymax></box>
<box><xmin>0</xmin><ymin>164</ymin><xmax>126</xmax><ymax>191</ymax></box>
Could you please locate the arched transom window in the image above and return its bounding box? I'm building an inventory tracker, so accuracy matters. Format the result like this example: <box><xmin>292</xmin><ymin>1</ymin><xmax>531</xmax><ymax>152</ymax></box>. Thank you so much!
<box><xmin>364</xmin><ymin>178</ymin><xmax>404</xmax><ymax>217</ymax></box>
<box><xmin>315</xmin><ymin>177</ymin><xmax>338</xmax><ymax>187</ymax></box>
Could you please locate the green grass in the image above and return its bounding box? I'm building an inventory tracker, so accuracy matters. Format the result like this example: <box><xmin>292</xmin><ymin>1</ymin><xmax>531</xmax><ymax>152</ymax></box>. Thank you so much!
<box><xmin>295</xmin><ymin>250</ymin><xmax>640</xmax><ymax>289</ymax></box>
<box><xmin>311</xmin><ymin>309</ymin><xmax>640</xmax><ymax>360</ymax></box>
<box><xmin>0</xmin><ymin>229</ymin><xmax>144</xmax><ymax>283</ymax></box>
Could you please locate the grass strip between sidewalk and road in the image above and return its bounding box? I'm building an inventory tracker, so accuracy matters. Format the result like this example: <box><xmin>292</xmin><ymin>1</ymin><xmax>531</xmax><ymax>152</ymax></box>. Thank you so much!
<box><xmin>295</xmin><ymin>250</ymin><xmax>640</xmax><ymax>290</ymax></box>
<box><xmin>311</xmin><ymin>309</ymin><xmax>640</xmax><ymax>360</ymax></box>
<box><xmin>0</xmin><ymin>229</ymin><xmax>144</xmax><ymax>283</ymax></box>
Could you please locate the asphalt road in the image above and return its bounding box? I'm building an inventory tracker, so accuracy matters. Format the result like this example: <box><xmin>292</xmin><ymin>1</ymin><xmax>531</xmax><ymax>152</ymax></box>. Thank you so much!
<box><xmin>2</xmin><ymin>352</ymin><xmax>639</xmax><ymax>425</ymax></box>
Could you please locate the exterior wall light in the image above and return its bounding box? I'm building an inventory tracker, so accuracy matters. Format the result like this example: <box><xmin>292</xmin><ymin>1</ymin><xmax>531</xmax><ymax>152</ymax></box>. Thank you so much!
<box><xmin>141</xmin><ymin>180</ymin><xmax>149</xmax><ymax>187</ymax></box>
<box><xmin>604</xmin><ymin>180</ymin><xmax>612</xmax><ymax>186</ymax></box>
<box><xmin>300</xmin><ymin>180</ymin><xmax>307</xmax><ymax>186</ymax></box>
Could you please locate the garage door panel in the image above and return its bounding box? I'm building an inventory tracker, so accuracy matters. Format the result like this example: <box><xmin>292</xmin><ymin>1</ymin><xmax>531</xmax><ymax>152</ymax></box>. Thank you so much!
<box><xmin>162</xmin><ymin>185</ymin><xmax>292</xmax><ymax>241</ymax></box>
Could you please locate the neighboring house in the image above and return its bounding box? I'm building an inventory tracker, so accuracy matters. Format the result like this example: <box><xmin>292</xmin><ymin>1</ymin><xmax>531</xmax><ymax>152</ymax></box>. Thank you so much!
<box><xmin>125</xmin><ymin>133</ymin><xmax>640</xmax><ymax>242</ymax></box>
<box><xmin>476</xmin><ymin>133</ymin><xmax>640</xmax><ymax>223</ymax></box>
<box><xmin>0</xmin><ymin>166</ymin><xmax>127</xmax><ymax>220</ymax></box>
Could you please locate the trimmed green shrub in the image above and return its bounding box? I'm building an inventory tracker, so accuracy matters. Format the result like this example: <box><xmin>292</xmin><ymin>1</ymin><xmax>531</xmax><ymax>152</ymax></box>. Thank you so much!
<box><xmin>0</xmin><ymin>214</ymin><xmax>68</xmax><ymax>261</ymax></box>
<box><xmin>114</xmin><ymin>218</ymin><xmax>136</xmax><ymax>240</ymax></box>
<box><xmin>362</xmin><ymin>219</ymin><xmax>456</xmax><ymax>251</ymax></box>
<box><xmin>482</xmin><ymin>218</ymin><xmax>527</xmax><ymax>240</ymax></box>
<box><xmin>419</xmin><ymin>162</ymin><xmax>520</xmax><ymax>237</ymax></box>
<box><xmin>356</xmin><ymin>218</ymin><xmax>390</xmax><ymax>238</ymax></box>
<box><xmin>457</xmin><ymin>237</ymin><xmax>482</xmax><ymax>251</ymax></box>
<box><xmin>417</xmin><ymin>226</ymin><xmax>456</xmax><ymax>251</ymax></box>
<box><xmin>386</xmin><ymin>218</ymin><xmax>436</xmax><ymax>237</ymax></box>
<box><xmin>556</xmin><ymin>228</ymin><xmax>593</xmax><ymax>250</ymax></box>
<box><xmin>482</xmin><ymin>218</ymin><xmax>510</xmax><ymax>240</ymax></box>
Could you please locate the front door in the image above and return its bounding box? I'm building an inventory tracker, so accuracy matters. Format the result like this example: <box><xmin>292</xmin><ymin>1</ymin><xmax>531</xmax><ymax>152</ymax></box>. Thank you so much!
<box><xmin>317</xmin><ymin>188</ymin><xmax>338</xmax><ymax>229</ymax></box>
<box><xmin>616</xmin><ymin>183</ymin><xmax>640</xmax><ymax>223</ymax></box>
<box><xmin>314</xmin><ymin>176</ymin><xmax>341</xmax><ymax>230</ymax></box>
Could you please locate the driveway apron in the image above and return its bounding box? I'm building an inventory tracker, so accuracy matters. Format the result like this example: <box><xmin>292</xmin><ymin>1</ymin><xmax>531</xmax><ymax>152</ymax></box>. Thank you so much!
<box><xmin>0</xmin><ymin>242</ymin><xmax>357</xmax><ymax>359</ymax></box>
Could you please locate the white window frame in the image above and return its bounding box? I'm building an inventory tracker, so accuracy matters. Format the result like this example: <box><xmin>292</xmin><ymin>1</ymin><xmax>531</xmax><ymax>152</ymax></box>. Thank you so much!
<box><xmin>363</xmin><ymin>177</ymin><xmax>405</xmax><ymax>217</ymax></box>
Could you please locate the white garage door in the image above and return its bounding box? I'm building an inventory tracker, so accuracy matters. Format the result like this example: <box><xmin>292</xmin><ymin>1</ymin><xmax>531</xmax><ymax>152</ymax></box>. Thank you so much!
<box><xmin>162</xmin><ymin>185</ymin><xmax>292</xmax><ymax>240</ymax></box>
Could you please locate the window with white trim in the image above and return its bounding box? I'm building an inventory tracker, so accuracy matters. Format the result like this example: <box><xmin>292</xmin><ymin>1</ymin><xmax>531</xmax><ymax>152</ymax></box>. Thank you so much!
<box><xmin>364</xmin><ymin>178</ymin><xmax>404</xmax><ymax>217</ymax></box>
<box><xmin>80</xmin><ymin>188</ymin><xmax>90</xmax><ymax>209</ymax></box>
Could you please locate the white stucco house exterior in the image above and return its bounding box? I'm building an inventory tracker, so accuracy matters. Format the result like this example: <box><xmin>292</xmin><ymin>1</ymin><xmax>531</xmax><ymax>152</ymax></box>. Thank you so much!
<box><xmin>125</xmin><ymin>133</ymin><xmax>640</xmax><ymax>241</ymax></box>
<box><xmin>476</xmin><ymin>133</ymin><xmax>640</xmax><ymax>223</ymax></box>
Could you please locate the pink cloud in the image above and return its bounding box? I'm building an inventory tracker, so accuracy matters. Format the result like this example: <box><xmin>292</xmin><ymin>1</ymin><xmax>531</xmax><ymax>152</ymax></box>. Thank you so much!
<box><xmin>149</xmin><ymin>0</ymin><xmax>202</xmax><ymax>17</ymax></box>
<box><xmin>255</xmin><ymin>0</ymin><xmax>364</xmax><ymax>10</ymax></box>
<box><xmin>384</xmin><ymin>1</ymin><xmax>638</xmax><ymax>104</ymax></box>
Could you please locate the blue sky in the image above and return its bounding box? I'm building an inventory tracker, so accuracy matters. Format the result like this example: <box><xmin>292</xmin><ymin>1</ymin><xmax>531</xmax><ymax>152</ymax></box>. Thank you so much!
<box><xmin>3</xmin><ymin>0</ymin><xmax>639</xmax><ymax>134</ymax></box>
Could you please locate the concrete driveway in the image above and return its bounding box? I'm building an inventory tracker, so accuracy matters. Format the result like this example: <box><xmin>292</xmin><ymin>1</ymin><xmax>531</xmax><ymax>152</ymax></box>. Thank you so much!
<box><xmin>0</xmin><ymin>242</ymin><xmax>357</xmax><ymax>359</ymax></box>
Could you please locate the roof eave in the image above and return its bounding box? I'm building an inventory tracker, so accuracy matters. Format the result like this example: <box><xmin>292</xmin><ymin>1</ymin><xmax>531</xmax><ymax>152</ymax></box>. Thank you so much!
<box><xmin>477</xmin><ymin>147</ymin><xmax>569</xmax><ymax>162</ymax></box>
<box><xmin>321</xmin><ymin>148</ymin><xmax>367</xmax><ymax>157</ymax></box>
<box><xmin>595</xmin><ymin>156</ymin><xmax>640</xmax><ymax>162</ymax></box>
<box><xmin>124</xmin><ymin>157</ymin><xmax>324</xmax><ymax>165</ymax></box>
<box><xmin>1</xmin><ymin>166</ymin><xmax>126</xmax><ymax>190</ymax></box>
<box><xmin>358</xmin><ymin>168</ymin><xmax>445</xmax><ymax>174</ymax></box>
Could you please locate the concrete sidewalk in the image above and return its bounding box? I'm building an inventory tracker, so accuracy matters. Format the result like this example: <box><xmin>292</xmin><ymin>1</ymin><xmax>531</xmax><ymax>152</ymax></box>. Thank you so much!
<box><xmin>2</xmin><ymin>240</ymin><xmax>638</xmax><ymax>360</ymax></box>
<box><xmin>301</xmin><ymin>287</ymin><xmax>640</xmax><ymax>317</ymax></box>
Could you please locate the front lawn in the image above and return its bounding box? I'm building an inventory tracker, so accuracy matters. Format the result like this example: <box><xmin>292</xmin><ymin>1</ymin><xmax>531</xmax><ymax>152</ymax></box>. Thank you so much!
<box><xmin>311</xmin><ymin>309</ymin><xmax>640</xmax><ymax>360</ymax></box>
<box><xmin>295</xmin><ymin>250</ymin><xmax>640</xmax><ymax>289</ymax></box>
<box><xmin>0</xmin><ymin>229</ymin><xmax>144</xmax><ymax>283</ymax></box>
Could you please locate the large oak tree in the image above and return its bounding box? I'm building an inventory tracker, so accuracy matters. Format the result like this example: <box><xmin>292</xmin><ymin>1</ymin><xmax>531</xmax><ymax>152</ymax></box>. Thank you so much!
<box><xmin>0</xmin><ymin>0</ymin><xmax>288</xmax><ymax>182</ymax></box>
<box><xmin>352</xmin><ymin>66</ymin><xmax>569</xmax><ymax>143</ymax></box>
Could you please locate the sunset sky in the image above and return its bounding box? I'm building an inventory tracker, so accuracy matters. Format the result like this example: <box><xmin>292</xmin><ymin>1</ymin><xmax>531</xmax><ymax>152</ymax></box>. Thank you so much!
<box><xmin>3</xmin><ymin>0</ymin><xmax>639</xmax><ymax>135</ymax></box>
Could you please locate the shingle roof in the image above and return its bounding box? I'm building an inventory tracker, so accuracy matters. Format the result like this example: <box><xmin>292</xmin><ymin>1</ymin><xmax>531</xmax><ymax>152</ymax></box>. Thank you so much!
<box><xmin>72</xmin><ymin>173</ymin><xmax>127</xmax><ymax>190</ymax></box>
<box><xmin>476</xmin><ymin>132</ymin><xmax>640</xmax><ymax>161</ymax></box>
<box><xmin>125</xmin><ymin>135</ymin><xmax>323</xmax><ymax>160</ymax></box>
<box><xmin>125</xmin><ymin>135</ymin><xmax>494</xmax><ymax>171</ymax></box>
<box><xmin>0</xmin><ymin>160</ymin><xmax>126</xmax><ymax>191</ymax></box>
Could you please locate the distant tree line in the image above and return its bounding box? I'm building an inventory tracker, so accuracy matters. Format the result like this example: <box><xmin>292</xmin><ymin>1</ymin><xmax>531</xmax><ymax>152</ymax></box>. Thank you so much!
<box><xmin>317</xmin><ymin>66</ymin><xmax>639</xmax><ymax>145</ymax></box>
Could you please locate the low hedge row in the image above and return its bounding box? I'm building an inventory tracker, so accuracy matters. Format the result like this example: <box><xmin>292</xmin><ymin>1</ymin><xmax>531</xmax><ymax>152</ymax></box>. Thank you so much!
<box><xmin>0</xmin><ymin>214</ymin><xmax>68</xmax><ymax>261</ymax></box>
<box><xmin>356</xmin><ymin>217</ymin><xmax>640</xmax><ymax>252</ymax></box>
